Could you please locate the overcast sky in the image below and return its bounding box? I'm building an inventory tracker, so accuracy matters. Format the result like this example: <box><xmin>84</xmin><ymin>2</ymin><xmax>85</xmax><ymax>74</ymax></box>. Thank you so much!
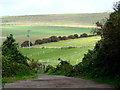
<box><xmin>0</xmin><ymin>0</ymin><xmax>119</xmax><ymax>16</ymax></box>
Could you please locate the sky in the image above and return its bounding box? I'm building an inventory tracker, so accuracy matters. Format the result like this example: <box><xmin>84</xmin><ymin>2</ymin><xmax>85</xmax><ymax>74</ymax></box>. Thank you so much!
<box><xmin>0</xmin><ymin>0</ymin><xmax>119</xmax><ymax>16</ymax></box>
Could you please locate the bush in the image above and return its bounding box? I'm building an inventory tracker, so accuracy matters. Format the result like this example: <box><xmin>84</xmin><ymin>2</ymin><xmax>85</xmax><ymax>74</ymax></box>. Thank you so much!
<box><xmin>74</xmin><ymin>34</ymin><xmax>79</xmax><ymax>38</ymax></box>
<box><xmin>61</xmin><ymin>36</ymin><xmax>68</xmax><ymax>40</ymax></box>
<box><xmin>2</xmin><ymin>34</ymin><xmax>37</xmax><ymax>77</ymax></box>
<box><xmin>2</xmin><ymin>56</ymin><xmax>32</xmax><ymax>77</ymax></box>
<box><xmin>58</xmin><ymin>36</ymin><xmax>62</xmax><ymax>40</ymax></box>
<box><xmin>44</xmin><ymin>65</ymin><xmax>55</xmax><ymax>73</ymax></box>
<box><xmin>2</xmin><ymin>34</ymin><xmax>29</xmax><ymax>64</ymax></box>
<box><xmin>42</xmin><ymin>38</ymin><xmax>51</xmax><ymax>43</ymax></box>
<box><xmin>73</xmin><ymin>1</ymin><xmax>120</xmax><ymax>80</ymax></box>
<box><xmin>68</xmin><ymin>35</ymin><xmax>76</xmax><ymax>39</ymax></box>
<box><xmin>34</xmin><ymin>39</ymin><xmax>44</xmax><ymax>45</ymax></box>
<box><xmin>80</xmin><ymin>33</ymin><xmax>88</xmax><ymax>37</ymax></box>
<box><xmin>21</xmin><ymin>41</ymin><xmax>33</xmax><ymax>47</ymax></box>
<box><xmin>49</xmin><ymin>36</ymin><xmax>59</xmax><ymax>42</ymax></box>
<box><xmin>54</xmin><ymin>60</ymin><xmax>73</xmax><ymax>75</ymax></box>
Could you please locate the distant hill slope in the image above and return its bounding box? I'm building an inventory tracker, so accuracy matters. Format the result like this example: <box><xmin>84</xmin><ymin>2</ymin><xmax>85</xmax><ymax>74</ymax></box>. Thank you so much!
<box><xmin>1</xmin><ymin>13</ymin><xmax>109</xmax><ymax>28</ymax></box>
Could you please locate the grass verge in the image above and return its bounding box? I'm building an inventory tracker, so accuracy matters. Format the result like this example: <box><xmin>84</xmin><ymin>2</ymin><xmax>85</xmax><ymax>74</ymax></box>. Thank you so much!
<box><xmin>2</xmin><ymin>73</ymin><xmax>37</xmax><ymax>85</ymax></box>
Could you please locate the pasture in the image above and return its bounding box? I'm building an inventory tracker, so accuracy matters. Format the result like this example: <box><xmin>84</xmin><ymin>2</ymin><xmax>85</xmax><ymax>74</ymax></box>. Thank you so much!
<box><xmin>2</xmin><ymin>26</ymin><xmax>92</xmax><ymax>44</ymax></box>
<box><xmin>19</xmin><ymin>36</ymin><xmax>100</xmax><ymax>66</ymax></box>
<box><xmin>1</xmin><ymin>13</ymin><xmax>109</xmax><ymax>27</ymax></box>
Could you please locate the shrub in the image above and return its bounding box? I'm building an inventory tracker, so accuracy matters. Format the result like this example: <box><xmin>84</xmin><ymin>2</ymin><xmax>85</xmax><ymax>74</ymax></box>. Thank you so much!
<box><xmin>80</xmin><ymin>33</ymin><xmax>88</xmax><ymax>37</ymax></box>
<box><xmin>34</xmin><ymin>39</ymin><xmax>44</xmax><ymax>45</ymax></box>
<box><xmin>61</xmin><ymin>36</ymin><xmax>68</xmax><ymax>40</ymax></box>
<box><xmin>74</xmin><ymin>34</ymin><xmax>79</xmax><ymax>38</ymax></box>
<box><xmin>28</xmin><ymin>59</ymin><xmax>45</xmax><ymax>72</ymax></box>
<box><xmin>49</xmin><ymin>36</ymin><xmax>59</xmax><ymax>42</ymax></box>
<box><xmin>21</xmin><ymin>40</ymin><xmax>33</xmax><ymax>47</ymax></box>
<box><xmin>58</xmin><ymin>36</ymin><xmax>62</xmax><ymax>40</ymax></box>
<box><xmin>2</xmin><ymin>56</ymin><xmax>32</xmax><ymax>77</ymax></box>
<box><xmin>68</xmin><ymin>35</ymin><xmax>76</xmax><ymax>39</ymax></box>
<box><xmin>2</xmin><ymin>34</ymin><xmax>36</xmax><ymax>77</ymax></box>
<box><xmin>42</xmin><ymin>38</ymin><xmax>51</xmax><ymax>43</ymax></box>
<box><xmin>2</xmin><ymin>34</ymin><xmax>29</xmax><ymax>64</ymax></box>
<box><xmin>54</xmin><ymin>60</ymin><xmax>73</xmax><ymax>75</ymax></box>
<box><xmin>73</xmin><ymin>1</ymin><xmax>120</xmax><ymax>80</ymax></box>
<box><xmin>44</xmin><ymin>65</ymin><xmax>55</xmax><ymax>73</ymax></box>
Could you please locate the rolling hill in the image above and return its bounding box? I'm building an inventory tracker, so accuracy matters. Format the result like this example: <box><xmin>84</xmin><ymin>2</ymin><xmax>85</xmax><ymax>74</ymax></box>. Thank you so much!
<box><xmin>1</xmin><ymin>13</ymin><xmax>109</xmax><ymax>28</ymax></box>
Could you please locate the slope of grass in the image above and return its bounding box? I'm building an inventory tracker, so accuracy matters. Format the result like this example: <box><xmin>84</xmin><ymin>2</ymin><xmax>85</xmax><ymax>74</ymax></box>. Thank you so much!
<box><xmin>1</xmin><ymin>13</ymin><xmax>109</xmax><ymax>27</ymax></box>
<box><xmin>2</xmin><ymin>26</ymin><xmax>92</xmax><ymax>44</ymax></box>
<box><xmin>35</xmin><ymin>36</ymin><xmax>100</xmax><ymax>48</ymax></box>
<box><xmin>19</xmin><ymin>36</ymin><xmax>100</xmax><ymax>66</ymax></box>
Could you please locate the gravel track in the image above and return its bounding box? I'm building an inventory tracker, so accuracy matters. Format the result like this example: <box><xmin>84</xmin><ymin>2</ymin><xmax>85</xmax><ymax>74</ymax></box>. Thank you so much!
<box><xmin>4</xmin><ymin>74</ymin><xmax>114</xmax><ymax>88</ymax></box>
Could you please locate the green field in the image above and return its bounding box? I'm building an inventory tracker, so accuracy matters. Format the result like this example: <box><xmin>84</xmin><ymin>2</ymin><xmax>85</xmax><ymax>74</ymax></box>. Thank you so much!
<box><xmin>1</xmin><ymin>13</ymin><xmax>102</xmax><ymax>66</ymax></box>
<box><xmin>1</xmin><ymin>13</ymin><xmax>109</xmax><ymax>27</ymax></box>
<box><xmin>2</xmin><ymin>26</ymin><xmax>92</xmax><ymax>44</ymax></box>
<box><xmin>19</xmin><ymin>36</ymin><xmax>100</xmax><ymax>66</ymax></box>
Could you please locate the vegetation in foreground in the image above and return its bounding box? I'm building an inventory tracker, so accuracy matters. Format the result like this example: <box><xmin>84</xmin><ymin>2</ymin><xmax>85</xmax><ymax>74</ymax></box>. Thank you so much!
<box><xmin>44</xmin><ymin>2</ymin><xmax>120</xmax><ymax>88</ymax></box>
<box><xmin>2</xmin><ymin>2</ymin><xmax>120</xmax><ymax>89</ymax></box>
<box><xmin>2</xmin><ymin>34</ymin><xmax>44</xmax><ymax>85</ymax></box>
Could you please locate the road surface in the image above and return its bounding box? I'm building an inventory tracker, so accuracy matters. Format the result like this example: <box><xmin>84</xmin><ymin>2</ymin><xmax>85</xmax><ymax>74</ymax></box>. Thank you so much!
<box><xmin>4</xmin><ymin>74</ymin><xmax>114</xmax><ymax>88</ymax></box>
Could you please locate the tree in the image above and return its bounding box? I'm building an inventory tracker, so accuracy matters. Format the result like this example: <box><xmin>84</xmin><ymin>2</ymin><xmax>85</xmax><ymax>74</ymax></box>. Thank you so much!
<box><xmin>21</xmin><ymin>40</ymin><xmax>33</xmax><ymax>47</ymax></box>
<box><xmin>74</xmin><ymin>1</ymin><xmax>120</xmax><ymax>78</ymax></box>
<box><xmin>2</xmin><ymin>34</ymin><xmax>28</xmax><ymax>64</ymax></box>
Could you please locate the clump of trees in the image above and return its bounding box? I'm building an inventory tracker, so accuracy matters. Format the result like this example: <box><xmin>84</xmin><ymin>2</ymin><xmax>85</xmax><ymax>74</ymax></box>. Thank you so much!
<box><xmin>21</xmin><ymin>40</ymin><xmax>33</xmax><ymax>47</ymax></box>
<box><xmin>32</xmin><ymin>33</ymin><xmax>94</xmax><ymax>46</ymax></box>
<box><xmin>49</xmin><ymin>36</ymin><xmax>60</xmax><ymax>42</ymax></box>
<box><xmin>2</xmin><ymin>34</ymin><xmax>42</xmax><ymax>77</ymax></box>
<box><xmin>74</xmin><ymin>34</ymin><xmax>79</xmax><ymax>38</ymax></box>
<box><xmin>73</xmin><ymin>1</ymin><xmax>120</xmax><ymax>80</ymax></box>
<box><xmin>59</xmin><ymin>36</ymin><xmax>68</xmax><ymax>40</ymax></box>
<box><xmin>80</xmin><ymin>33</ymin><xmax>88</xmax><ymax>37</ymax></box>
<box><xmin>34</xmin><ymin>39</ymin><xmax>44</xmax><ymax>45</ymax></box>
<box><xmin>22</xmin><ymin>33</ymin><xmax>96</xmax><ymax>47</ymax></box>
<box><xmin>68</xmin><ymin>35</ymin><xmax>76</xmax><ymax>39</ymax></box>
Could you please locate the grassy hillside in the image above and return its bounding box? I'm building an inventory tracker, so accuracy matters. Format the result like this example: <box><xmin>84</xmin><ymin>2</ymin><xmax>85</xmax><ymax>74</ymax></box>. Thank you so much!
<box><xmin>20</xmin><ymin>36</ymin><xmax>100</xmax><ymax>66</ymax></box>
<box><xmin>34</xmin><ymin>36</ymin><xmax>100</xmax><ymax>48</ymax></box>
<box><xmin>1</xmin><ymin>13</ymin><xmax>109</xmax><ymax>27</ymax></box>
<box><xmin>2</xmin><ymin>26</ymin><xmax>92</xmax><ymax>44</ymax></box>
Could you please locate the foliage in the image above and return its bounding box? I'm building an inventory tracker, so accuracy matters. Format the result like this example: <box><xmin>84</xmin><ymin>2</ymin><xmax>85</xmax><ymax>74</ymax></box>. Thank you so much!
<box><xmin>74</xmin><ymin>34</ymin><xmax>79</xmax><ymax>38</ymax></box>
<box><xmin>2</xmin><ymin>56</ymin><xmax>32</xmax><ymax>77</ymax></box>
<box><xmin>45</xmin><ymin>59</ymin><xmax>73</xmax><ymax>76</ymax></box>
<box><xmin>80</xmin><ymin>33</ymin><xmax>88</xmax><ymax>37</ymax></box>
<box><xmin>44</xmin><ymin>65</ymin><xmax>55</xmax><ymax>73</ymax></box>
<box><xmin>60</xmin><ymin>36</ymin><xmax>68</xmax><ymax>40</ymax></box>
<box><xmin>2</xmin><ymin>34</ymin><xmax>28</xmax><ymax>64</ymax></box>
<box><xmin>49</xmin><ymin>36</ymin><xmax>60</xmax><ymax>42</ymax></box>
<box><xmin>33</xmin><ymin>33</ymin><xmax>94</xmax><ymax>45</ymax></box>
<box><xmin>34</xmin><ymin>39</ymin><xmax>44</xmax><ymax>45</ymax></box>
<box><xmin>21</xmin><ymin>40</ymin><xmax>33</xmax><ymax>47</ymax></box>
<box><xmin>68</xmin><ymin>35</ymin><xmax>76</xmax><ymax>39</ymax></box>
<box><xmin>73</xmin><ymin>1</ymin><xmax>120</xmax><ymax>81</ymax></box>
<box><xmin>2</xmin><ymin>34</ymin><xmax>41</xmax><ymax>77</ymax></box>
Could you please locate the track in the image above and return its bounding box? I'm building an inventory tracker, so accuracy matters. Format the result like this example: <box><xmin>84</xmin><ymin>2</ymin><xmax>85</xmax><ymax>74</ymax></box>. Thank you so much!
<box><xmin>4</xmin><ymin>74</ymin><xmax>114</xmax><ymax>88</ymax></box>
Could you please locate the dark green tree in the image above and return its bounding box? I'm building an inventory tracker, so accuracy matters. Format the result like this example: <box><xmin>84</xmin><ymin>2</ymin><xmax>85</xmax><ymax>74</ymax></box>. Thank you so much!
<box><xmin>2</xmin><ymin>34</ymin><xmax>28</xmax><ymax>65</ymax></box>
<box><xmin>74</xmin><ymin>1</ymin><xmax>120</xmax><ymax>79</ymax></box>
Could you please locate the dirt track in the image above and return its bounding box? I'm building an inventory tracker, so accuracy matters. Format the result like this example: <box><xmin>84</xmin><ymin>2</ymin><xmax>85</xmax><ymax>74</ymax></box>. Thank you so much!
<box><xmin>4</xmin><ymin>74</ymin><xmax>114</xmax><ymax>88</ymax></box>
